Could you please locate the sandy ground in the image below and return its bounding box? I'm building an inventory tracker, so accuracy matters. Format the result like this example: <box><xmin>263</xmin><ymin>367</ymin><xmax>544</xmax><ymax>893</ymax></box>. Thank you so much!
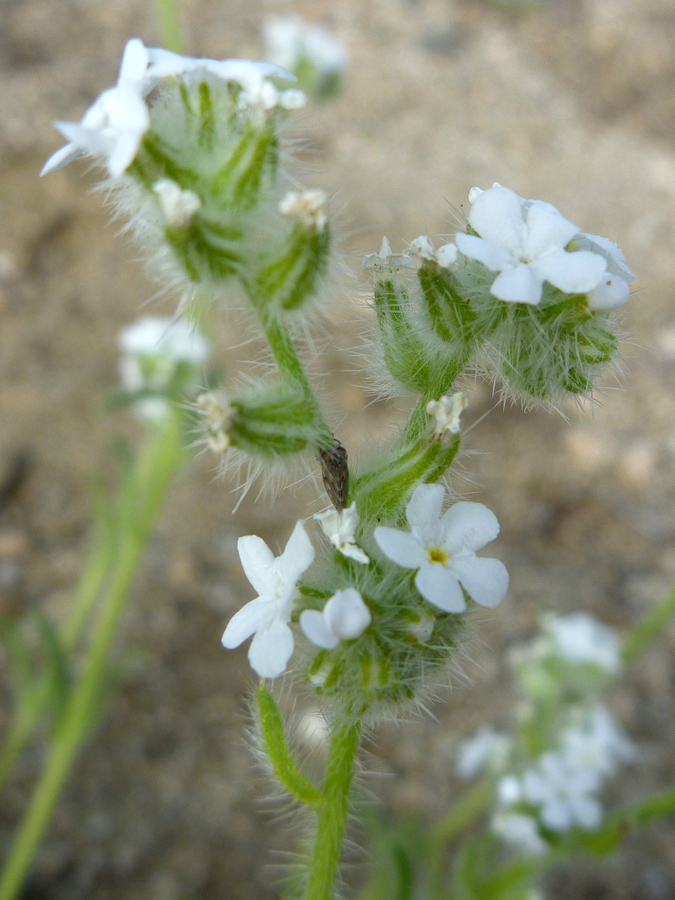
<box><xmin>1</xmin><ymin>0</ymin><xmax>675</xmax><ymax>898</ymax></box>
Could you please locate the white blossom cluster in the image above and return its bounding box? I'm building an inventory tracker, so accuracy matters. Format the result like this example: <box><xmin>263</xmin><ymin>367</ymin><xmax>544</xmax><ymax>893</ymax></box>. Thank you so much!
<box><xmin>118</xmin><ymin>316</ymin><xmax>209</xmax><ymax>420</ymax></box>
<box><xmin>455</xmin><ymin>184</ymin><xmax>635</xmax><ymax>309</ymax></box>
<box><xmin>41</xmin><ymin>38</ymin><xmax>299</xmax><ymax>180</ymax></box>
<box><xmin>456</xmin><ymin>613</ymin><xmax>636</xmax><ymax>854</ymax></box>
<box><xmin>222</xmin><ymin>483</ymin><xmax>508</xmax><ymax>678</ymax></box>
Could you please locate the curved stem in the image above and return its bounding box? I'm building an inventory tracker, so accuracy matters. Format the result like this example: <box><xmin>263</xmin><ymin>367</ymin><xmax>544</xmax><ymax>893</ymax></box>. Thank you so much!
<box><xmin>622</xmin><ymin>583</ymin><xmax>675</xmax><ymax>665</ymax></box>
<box><xmin>304</xmin><ymin>720</ymin><xmax>361</xmax><ymax>900</ymax></box>
<box><xmin>0</xmin><ymin>415</ymin><xmax>186</xmax><ymax>900</ymax></box>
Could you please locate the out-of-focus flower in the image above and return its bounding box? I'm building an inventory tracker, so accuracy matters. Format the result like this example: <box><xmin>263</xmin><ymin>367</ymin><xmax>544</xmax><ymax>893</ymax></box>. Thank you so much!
<box><xmin>545</xmin><ymin>612</ymin><xmax>622</xmax><ymax>675</ymax></box>
<box><xmin>456</xmin><ymin>726</ymin><xmax>512</xmax><ymax>780</ymax></box>
<box><xmin>522</xmin><ymin>752</ymin><xmax>603</xmax><ymax>831</ymax></box>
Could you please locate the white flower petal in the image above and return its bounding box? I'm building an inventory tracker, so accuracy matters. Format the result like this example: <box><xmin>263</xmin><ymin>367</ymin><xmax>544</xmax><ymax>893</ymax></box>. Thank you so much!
<box><xmin>406</xmin><ymin>483</ymin><xmax>446</xmax><ymax>544</ymax></box>
<box><xmin>456</xmin><ymin>232</ymin><xmax>514</xmax><ymax>272</ymax></box>
<box><xmin>440</xmin><ymin>501</ymin><xmax>500</xmax><ymax>553</ymax></box>
<box><xmin>221</xmin><ymin>597</ymin><xmax>273</xmax><ymax>648</ymax></box>
<box><xmin>248</xmin><ymin>618</ymin><xmax>295</xmax><ymax>677</ymax></box>
<box><xmin>324</xmin><ymin>589</ymin><xmax>371</xmax><ymax>640</ymax></box>
<box><xmin>541</xmin><ymin>800</ymin><xmax>573</xmax><ymax>832</ymax></box>
<box><xmin>237</xmin><ymin>534</ymin><xmax>278</xmax><ymax>597</ymax></box>
<box><xmin>119</xmin><ymin>38</ymin><xmax>151</xmax><ymax>85</ymax></box>
<box><xmin>490</xmin><ymin>264</ymin><xmax>543</xmax><ymax>305</ymax></box>
<box><xmin>276</xmin><ymin>520</ymin><xmax>314</xmax><ymax>587</ymax></box>
<box><xmin>572</xmin><ymin>796</ymin><xmax>603</xmax><ymax>830</ymax></box>
<box><xmin>469</xmin><ymin>186</ymin><xmax>526</xmax><ymax>257</ymax></box>
<box><xmin>574</xmin><ymin>233</ymin><xmax>635</xmax><ymax>282</ymax></box>
<box><xmin>300</xmin><ymin>609</ymin><xmax>339</xmax><ymax>649</ymax></box>
<box><xmin>531</xmin><ymin>249</ymin><xmax>607</xmax><ymax>295</ymax></box>
<box><xmin>374</xmin><ymin>527</ymin><xmax>426</xmax><ymax>569</ymax></box>
<box><xmin>524</xmin><ymin>201</ymin><xmax>579</xmax><ymax>258</ymax></box>
<box><xmin>415</xmin><ymin>564</ymin><xmax>466</xmax><ymax>612</ymax></box>
<box><xmin>40</xmin><ymin>143</ymin><xmax>81</xmax><ymax>176</ymax></box>
<box><xmin>586</xmin><ymin>275</ymin><xmax>630</xmax><ymax>310</ymax></box>
<box><xmin>451</xmin><ymin>555</ymin><xmax>509</xmax><ymax>608</ymax></box>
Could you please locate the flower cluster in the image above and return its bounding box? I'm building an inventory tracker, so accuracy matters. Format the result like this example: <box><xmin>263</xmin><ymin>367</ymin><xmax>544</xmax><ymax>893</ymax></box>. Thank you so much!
<box><xmin>364</xmin><ymin>183</ymin><xmax>634</xmax><ymax>403</ymax></box>
<box><xmin>457</xmin><ymin>613</ymin><xmax>636</xmax><ymax>854</ymax></box>
<box><xmin>118</xmin><ymin>315</ymin><xmax>209</xmax><ymax>419</ymax></box>
<box><xmin>221</xmin><ymin>483</ymin><xmax>508</xmax><ymax>722</ymax></box>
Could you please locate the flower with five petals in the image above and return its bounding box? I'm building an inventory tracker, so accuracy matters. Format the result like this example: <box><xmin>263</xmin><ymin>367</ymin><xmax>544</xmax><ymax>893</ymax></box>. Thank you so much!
<box><xmin>374</xmin><ymin>483</ymin><xmax>508</xmax><ymax>613</ymax></box>
<box><xmin>221</xmin><ymin>520</ymin><xmax>314</xmax><ymax>678</ymax></box>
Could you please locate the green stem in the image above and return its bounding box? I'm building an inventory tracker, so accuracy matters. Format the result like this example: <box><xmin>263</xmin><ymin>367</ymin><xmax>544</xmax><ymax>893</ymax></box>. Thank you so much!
<box><xmin>304</xmin><ymin>721</ymin><xmax>361</xmax><ymax>900</ymax></box>
<box><xmin>0</xmin><ymin>512</ymin><xmax>117</xmax><ymax>795</ymax></box>
<box><xmin>256</xmin><ymin>686</ymin><xmax>322</xmax><ymax>808</ymax></box>
<box><xmin>154</xmin><ymin>0</ymin><xmax>182</xmax><ymax>53</ymax></box>
<box><xmin>258</xmin><ymin>312</ymin><xmax>334</xmax><ymax>450</ymax></box>
<box><xmin>424</xmin><ymin>781</ymin><xmax>492</xmax><ymax>899</ymax></box>
<box><xmin>622</xmin><ymin>583</ymin><xmax>675</xmax><ymax>665</ymax></box>
<box><xmin>0</xmin><ymin>415</ymin><xmax>186</xmax><ymax>900</ymax></box>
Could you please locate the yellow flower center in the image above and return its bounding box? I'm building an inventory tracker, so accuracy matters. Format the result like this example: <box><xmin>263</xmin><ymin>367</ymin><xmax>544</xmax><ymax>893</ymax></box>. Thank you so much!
<box><xmin>427</xmin><ymin>546</ymin><xmax>449</xmax><ymax>565</ymax></box>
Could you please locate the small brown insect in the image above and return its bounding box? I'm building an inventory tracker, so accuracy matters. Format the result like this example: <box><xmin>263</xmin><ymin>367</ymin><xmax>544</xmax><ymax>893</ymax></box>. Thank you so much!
<box><xmin>318</xmin><ymin>440</ymin><xmax>349</xmax><ymax>511</ymax></box>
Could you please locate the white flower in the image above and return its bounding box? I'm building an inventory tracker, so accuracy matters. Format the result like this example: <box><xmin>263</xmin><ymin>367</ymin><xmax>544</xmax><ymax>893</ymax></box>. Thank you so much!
<box><xmin>144</xmin><ymin>47</ymin><xmax>293</xmax><ymax>92</ymax></box>
<box><xmin>300</xmin><ymin>588</ymin><xmax>371</xmax><ymax>650</ymax></box>
<box><xmin>568</xmin><ymin>233</ymin><xmax>635</xmax><ymax>310</ymax></box>
<box><xmin>221</xmin><ymin>521</ymin><xmax>315</xmax><ymax>678</ymax></box>
<box><xmin>362</xmin><ymin>236</ymin><xmax>415</xmax><ymax>271</ymax></box>
<box><xmin>408</xmin><ymin>236</ymin><xmax>458</xmax><ymax>268</ymax></box>
<box><xmin>264</xmin><ymin>16</ymin><xmax>348</xmax><ymax>78</ymax></box>
<box><xmin>42</xmin><ymin>39</ymin><xmax>297</xmax><ymax>179</ymax></box>
<box><xmin>153</xmin><ymin>178</ymin><xmax>201</xmax><ymax>228</ymax></box>
<box><xmin>560</xmin><ymin>706</ymin><xmax>638</xmax><ymax>779</ymax></box>
<box><xmin>456</xmin><ymin>185</ymin><xmax>607</xmax><ymax>305</ymax></box>
<box><xmin>119</xmin><ymin>315</ymin><xmax>210</xmax><ymax>419</ymax></box>
<box><xmin>374</xmin><ymin>483</ymin><xmax>509</xmax><ymax>613</ymax></box>
<box><xmin>522</xmin><ymin>752</ymin><xmax>603</xmax><ymax>832</ymax></box>
<box><xmin>196</xmin><ymin>390</ymin><xmax>235</xmax><ymax>455</ymax></box>
<box><xmin>491</xmin><ymin>811</ymin><xmax>546</xmax><ymax>856</ymax></box>
<box><xmin>425</xmin><ymin>392</ymin><xmax>468</xmax><ymax>443</ymax></box>
<box><xmin>279</xmin><ymin>189</ymin><xmax>329</xmax><ymax>233</ymax></box>
<box><xmin>545</xmin><ymin>612</ymin><xmax>622</xmax><ymax>675</ymax></box>
<box><xmin>314</xmin><ymin>502</ymin><xmax>369</xmax><ymax>564</ymax></box>
<box><xmin>456</xmin><ymin>727</ymin><xmax>512</xmax><ymax>780</ymax></box>
<box><xmin>42</xmin><ymin>38</ymin><xmax>150</xmax><ymax>178</ymax></box>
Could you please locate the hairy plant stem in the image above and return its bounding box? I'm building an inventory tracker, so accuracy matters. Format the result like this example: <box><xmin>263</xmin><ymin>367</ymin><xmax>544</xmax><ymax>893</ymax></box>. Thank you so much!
<box><xmin>0</xmin><ymin>414</ymin><xmax>186</xmax><ymax>900</ymax></box>
<box><xmin>256</xmin><ymin>310</ymin><xmax>337</xmax><ymax>456</ymax></box>
<box><xmin>304</xmin><ymin>720</ymin><xmax>361</xmax><ymax>900</ymax></box>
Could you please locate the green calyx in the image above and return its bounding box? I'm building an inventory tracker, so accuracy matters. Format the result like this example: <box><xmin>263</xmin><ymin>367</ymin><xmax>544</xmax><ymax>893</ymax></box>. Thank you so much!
<box><xmin>374</xmin><ymin>278</ymin><xmax>468</xmax><ymax>396</ymax></box>
<box><xmin>229</xmin><ymin>379</ymin><xmax>328</xmax><ymax>458</ymax></box>
<box><xmin>253</xmin><ymin>223</ymin><xmax>331</xmax><ymax>314</ymax></box>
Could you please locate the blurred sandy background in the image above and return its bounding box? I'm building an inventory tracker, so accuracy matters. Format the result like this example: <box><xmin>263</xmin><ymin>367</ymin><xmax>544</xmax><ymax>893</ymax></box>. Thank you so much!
<box><xmin>1</xmin><ymin>0</ymin><xmax>675</xmax><ymax>897</ymax></box>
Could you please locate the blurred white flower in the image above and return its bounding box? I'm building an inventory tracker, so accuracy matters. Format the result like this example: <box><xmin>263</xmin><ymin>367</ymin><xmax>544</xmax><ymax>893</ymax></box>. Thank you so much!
<box><xmin>264</xmin><ymin>16</ymin><xmax>348</xmax><ymax>79</ymax></box>
<box><xmin>374</xmin><ymin>483</ymin><xmax>508</xmax><ymax>613</ymax></box>
<box><xmin>300</xmin><ymin>588</ymin><xmax>371</xmax><ymax>650</ymax></box>
<box><xmin>153</xmin><ymin>178</ymin><xmax>201</xmax><ymax>228</ymax></box>
<box><xmin>222</xmin><ymin>521</ymin><xmax>315</xmax><ymax>678</ymax></box>
<box><xmin>545</xmin><ymin>612</ymin><xmax>622</xmax><ymax>675</ymax></box>
<box><xmin>408</xmin><ymin>236</ymin><xmax>458</xmax><ymax>268</ymax></box>
<box><xmin>522</xmin><ymin>752</ymin><xmax>603</xmax><ymax>832</ymax></box>
<box><xmin>314</xmin><ymin>502</ymin><xmax>369</xmax><ymax>564</ymax></box>
<box><xmin>42</xmin><ymin>38</ymin><xmax>150</xmax><ymax>178</ymax></box>
<box><xmin>456</xmin><ymin>185</ymin><xmax>607</xmax><ymax>305</ymax></box>
<box><xmin>561</xmin><ymin>706</ymin><xmax>638</xmax><ymax>779</ymax></box>
<box><xmin>144</xmin><ymin>47</ymin><xmax>292</xmax><ymax>91</ymax></box>
<box><xmin>119</xmin><ymin>316</ymin><xmax>209</xmax><ymax>419</ymax></box>
<box><xmin>456</xmin><ymin>726</ymin><xmax>512</xmax><ymax>780</ymax></box>
<box><xmin>491</xmin><ymin>811</ymin><xmax>546</xmax><ymax>855</ymax></box>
